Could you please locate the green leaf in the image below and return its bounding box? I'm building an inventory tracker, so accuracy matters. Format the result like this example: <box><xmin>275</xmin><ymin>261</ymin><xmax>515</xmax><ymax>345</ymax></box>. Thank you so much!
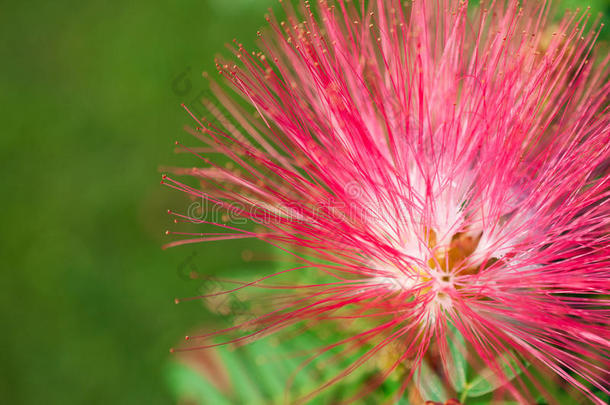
<box><xmin>416</xmin><ymin>360</ymin><xmax>448</xmax><ymax>402</ymax></box>
<box><xmin>166</xmin><ymin>327</ymin><xmax>372</xmax><ymax>405</ymax></box>
<box><xmin>216</xmin><ymin>345</ymin><xmax>267</xmax><ymax>403</ymax></box>
<box><xmin>447</xmin><ymin>325</ymin><xmax>468</xmax><ymax>392</ymax></box>
<box><xmin>240</xmin><ymin>340</ymin><xmax>288</xmax><ymax>401</ymax></box>
<box><xmin>463</xmin><ymin>354</ymin><xmax>527</xmax><ymax>398</ymax></box>
<box><xmin>165</xmin><ymin>362</ymin><xmax>231</xmax><ymax>405</ymax></box>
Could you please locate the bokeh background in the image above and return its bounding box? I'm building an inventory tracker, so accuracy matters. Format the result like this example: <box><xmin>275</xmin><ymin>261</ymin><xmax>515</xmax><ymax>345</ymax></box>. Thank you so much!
<box><xmin>1</xmin><ymin>0</ymin><xmax>609</xmax><ymax>404</ymax></box>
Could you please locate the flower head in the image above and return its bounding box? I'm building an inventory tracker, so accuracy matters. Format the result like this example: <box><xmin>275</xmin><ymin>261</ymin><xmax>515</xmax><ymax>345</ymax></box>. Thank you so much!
<box><xmin>164</xmin><ymin>0</ymin><xmax>610</xmax><ymax>403</ymax></box>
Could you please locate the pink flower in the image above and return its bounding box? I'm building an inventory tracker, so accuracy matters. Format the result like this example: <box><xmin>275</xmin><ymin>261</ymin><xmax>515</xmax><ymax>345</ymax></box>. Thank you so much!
<box><xmin>163</xmin><ymin>0</ymin><xmax>610</xmax><ymax>403</ymax></box>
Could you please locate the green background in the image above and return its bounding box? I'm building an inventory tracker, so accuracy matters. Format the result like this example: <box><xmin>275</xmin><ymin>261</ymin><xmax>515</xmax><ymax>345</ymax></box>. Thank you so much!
<box><xmin>1</xmin><ymin>0</ymin><xmax>608</xmax><ymax>404</ymax></box>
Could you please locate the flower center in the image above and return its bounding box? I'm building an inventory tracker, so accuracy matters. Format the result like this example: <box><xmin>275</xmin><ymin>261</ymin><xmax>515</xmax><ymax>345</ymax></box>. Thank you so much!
<box><xmin>426</xmin><ymin>228</ymin><xmax>483</xmax><ymax>275</ymax></box>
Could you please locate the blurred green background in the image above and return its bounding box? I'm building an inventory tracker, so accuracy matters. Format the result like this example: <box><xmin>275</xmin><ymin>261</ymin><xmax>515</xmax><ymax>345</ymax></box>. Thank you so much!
<box><xmin>1</xmin><ymin>0</ymin><xmax>608</xmax><ymax>404</ymax></box>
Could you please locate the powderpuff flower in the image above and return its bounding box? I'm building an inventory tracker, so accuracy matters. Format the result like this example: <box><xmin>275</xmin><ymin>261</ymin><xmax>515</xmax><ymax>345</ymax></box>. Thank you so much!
<box><xmin>163</xmin><ymin>0</ymin><xmax>610</xmax><ymax>403</ymax></box>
